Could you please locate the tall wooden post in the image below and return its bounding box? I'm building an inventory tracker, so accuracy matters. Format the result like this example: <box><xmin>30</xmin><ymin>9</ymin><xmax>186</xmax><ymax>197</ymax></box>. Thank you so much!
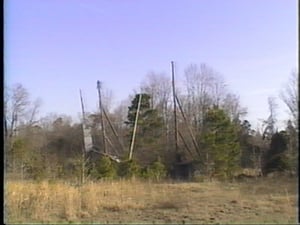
<box><xmin>102</xmin><ymin>107</ymin><xmax>125</xmax><ymax>153</ymax></box>
<box><xmin>171</xmin><ymin>61</ymin><xmax>178</xmax><ymax>154</ymax></box>
<box><xmin>97</xmin><ymin>81</ymin><xmax>107</xmax><ymax>154</ymax></box>
<box><xmin>79</xmin><ymin>89</ymin><xmax>86</xmax><ymax>185</ymax></box>
<box><xmin>128</xmin><ymin>93</ymin><xmax>142</xmax><ymax>160</ymax></box>
<box><xmin>175</xmin><ymin>95</ymin><xmax>201</xmax><ymax>157</ymax></box>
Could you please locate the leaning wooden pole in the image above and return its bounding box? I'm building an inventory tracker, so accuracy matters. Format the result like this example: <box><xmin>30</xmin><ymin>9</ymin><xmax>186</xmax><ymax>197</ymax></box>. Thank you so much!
<box><xmin>79</xmin><ymin>89</ymin><xmax>86</xmax><ymax>185</ymax></box>
<box><xmin>171</xmin><ymin>61</ymin><xmax>178</xmax><ymax>154</ymax></box>
<box><xmin>175</xmin><ymin>94</ymin><xmax>201</xmax><ymax>157</ymax></box>
<box><xmin>102</xmin><ymin>107</ymin><xmax>125</xmax><ymax>154</ymax></box>
<box><xmin>178</xmin><ymin>130</ymin><xmax>194</xmax><ymax>158</ymax></box>
<box><xmin>128</xmin><ymin>93</ymin><xmax>142</xmax><ymax>160</ymax></box>
<box><xmin>97</xmin><ymin>81</ymin><xmax>107</xmax><ymax>154</ymax></box>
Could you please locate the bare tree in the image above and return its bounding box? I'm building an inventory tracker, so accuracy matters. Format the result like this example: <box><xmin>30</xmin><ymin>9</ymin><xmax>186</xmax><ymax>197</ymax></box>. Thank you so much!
<box><xmin>27</xmin><ymin>98</ymin><xmax>43</xmax><ymax>126</ymax></box>
<box><xmin>280</xmin><ymin>71</ymin><xmax>299</xmax><ymax>174</ymax></box>
<box><xmin>113</xmin><ymin>99</ymin><xmax>131</xmax><ymax>130</ymax></box>
<box><xmin>262</xmin><ymin>96</ymin><xmax>278</xmax><ymax>140</ymax></box>
<box><xmin>184</xmin><ymin>63</ymin><xmax>227</xmax><ymax>130</ymax></box>
<box><xmin>4</xmin><ymin>85</ymin><xmax>10</xmax><ymax>140</ymax></box>
<box><xmin>222</xmin><ymin>93</ymin><xmax>247</xmax><ymax>122</ymax></box>
<box><xmin>280</xmin><ymin>71</ymin><xmax>298</xmax><ymax>129</ymax></box>
<box><xmin>140</xmin><ymin>71</ymin><xmax>172</xmax><ymax>115</ymax></box>
<box><xmin>5</xmin><ymin>84</ymin><xmax>42</xmax><ymax>135</ymax></box>
<box><xmin>211</xmin><ymin>71</ymin><xmax>227</xmax><ymax>107</ymax></box>
<box><xmin>6</xmin><ymin>83</ymin><xmax>30</xmax><ymax>138</ymax></box>
<box><xmin>5</xmin><ymin>83</ymin><xmax>44</xmax><ymax>177</ymax></box>
<box><xmin>140</xmin><ymin>72</ymin><xmax>173</xmax><ymax>155</ymax></box>
<box><xmin>102</xmin><ymin>88</ymin><xmax>114</xmax><ymax>113</ymax></box>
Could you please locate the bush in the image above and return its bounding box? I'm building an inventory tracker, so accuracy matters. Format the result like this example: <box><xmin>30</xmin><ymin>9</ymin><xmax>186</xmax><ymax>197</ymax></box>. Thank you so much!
<box><xmin>149</xmin><ymin>160</ymin><xmax>167</xmax><ymax>181</ymax></box>
<box><xmin>89</xmin><ymin>156</ymin><xmax>117</xmax><ymax>179</ymax></box>
<box><xmin>140</xmin><ymin>159</ymin><xmax>167</xmax><ymax>181</ymax></box>
<box><xmin>117</xmin><ymin>160</ymin><xmax>140</xmax><ymax>178</ymax></box>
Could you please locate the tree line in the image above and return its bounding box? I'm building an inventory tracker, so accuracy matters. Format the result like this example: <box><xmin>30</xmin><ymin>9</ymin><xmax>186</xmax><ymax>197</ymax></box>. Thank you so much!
<box><xmin>4</xmin><ymin>64</ymin><xmax>298</xmax><ymax>182</ymax></box>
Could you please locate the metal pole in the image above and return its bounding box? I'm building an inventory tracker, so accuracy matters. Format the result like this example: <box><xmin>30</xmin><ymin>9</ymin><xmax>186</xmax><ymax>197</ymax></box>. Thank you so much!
<box><xmin>171</xmin><ymin>61</ymin><xmax>178</xmax><ymax>154</ymax></box>
<box><xmin>97</xmin><ymin>81</ymin><xmax>107</xmax><ymax>154</ymax></box>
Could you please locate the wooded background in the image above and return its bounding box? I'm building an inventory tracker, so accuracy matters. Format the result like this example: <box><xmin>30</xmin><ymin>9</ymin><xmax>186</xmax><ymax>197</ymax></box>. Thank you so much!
<box><xmin>4</xmin><ymin>64</ymin><xmax>298</xmax><ymax>182</ymax></box>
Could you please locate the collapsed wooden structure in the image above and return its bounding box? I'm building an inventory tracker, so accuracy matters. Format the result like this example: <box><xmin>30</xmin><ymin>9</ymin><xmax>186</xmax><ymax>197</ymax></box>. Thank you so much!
<box><xmin>79</xmin><ymin>62</ymin><xmax>201</xmax><ymax>179</ymax></box>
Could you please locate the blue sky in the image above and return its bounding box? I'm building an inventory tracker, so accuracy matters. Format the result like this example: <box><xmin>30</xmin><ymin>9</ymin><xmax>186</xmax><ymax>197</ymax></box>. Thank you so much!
<box><xmin>4</xmin><ymin>0</ymin><xmax>298</xmax><ymax>129</ymax></box>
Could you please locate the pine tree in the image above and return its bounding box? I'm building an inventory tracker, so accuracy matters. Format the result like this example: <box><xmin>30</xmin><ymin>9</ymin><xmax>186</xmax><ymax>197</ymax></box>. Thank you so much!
<box><xmin>262</xmin><ymin>131</ymin><xmax>289</xmax><ymax>175</ymax></box>
<box><xmin>238</xmin><ymin>120</ymin><xmax>259</xmax><ymax>168</ymax></box>
<box><xmin>202</xmin><ymin>106</ymin><xmax>240</xmax><ymax>179</ymax></box>
<box><xmin>125</xmin><ymin>93</ymin><xmax>164</xmax><ymax>165</ymax></box>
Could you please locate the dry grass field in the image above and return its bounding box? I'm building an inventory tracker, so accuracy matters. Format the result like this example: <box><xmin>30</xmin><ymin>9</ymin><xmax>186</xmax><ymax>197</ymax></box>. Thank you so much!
<box><xmin>4</xmin><ymin>176</ymin><xmax>298</xmax><ymax>224</ymax></box>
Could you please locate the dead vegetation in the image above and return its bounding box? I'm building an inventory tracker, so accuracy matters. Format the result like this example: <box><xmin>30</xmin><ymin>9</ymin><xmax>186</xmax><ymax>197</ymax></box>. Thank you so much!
<box><xmin>4</xmin><ymin>176</ymin><xmax>298</xmax><ymax>224</ymax></box>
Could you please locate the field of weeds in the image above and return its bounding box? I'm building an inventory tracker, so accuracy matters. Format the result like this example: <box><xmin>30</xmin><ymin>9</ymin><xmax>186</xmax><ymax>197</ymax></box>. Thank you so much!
<box><xmin>4</xmin><ymin>176</ymin><xmax>298</xmax><ymax>224</ymax></box>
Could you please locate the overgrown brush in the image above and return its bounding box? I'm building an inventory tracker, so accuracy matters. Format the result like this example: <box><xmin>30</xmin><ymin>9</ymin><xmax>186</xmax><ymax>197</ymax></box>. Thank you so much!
<box><xmin>5</xmin><ymin>177</ymin><xmax>297</xmax><ymax>224</ymax></box>
<box><xmin>5</xmin><ymin>179</ymin><xmax>178</xmax><ymax>223</ymax></box>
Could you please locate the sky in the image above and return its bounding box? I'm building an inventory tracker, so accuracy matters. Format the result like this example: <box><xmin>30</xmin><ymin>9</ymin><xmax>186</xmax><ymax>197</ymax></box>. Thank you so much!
<box><xmin>4</xmin><ymin>0</ymin><xmax>298</xmax><ymax>130</ymax></box>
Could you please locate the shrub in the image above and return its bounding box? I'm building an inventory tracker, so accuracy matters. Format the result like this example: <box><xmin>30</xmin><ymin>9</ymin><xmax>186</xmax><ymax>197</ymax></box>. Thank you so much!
<box><xmin>117</xmin><ymin>159</ymin><xmax>140</xmax><ymax>178</ymax></box>
<box><xmin>89</xmin><ymin>156</ymin><xmax>117</xmax><ymax>179</ymax></box>
<box><xmin>140</xmin><ymin>159</ymin><xmax>167</xmax><ymax>181</ymax></box>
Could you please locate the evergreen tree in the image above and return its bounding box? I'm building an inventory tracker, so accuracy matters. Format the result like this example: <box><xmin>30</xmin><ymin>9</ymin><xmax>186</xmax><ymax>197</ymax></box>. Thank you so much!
<box><xmin>125</xmin><ymin>93</ymin><xmax>164</xmax><ymax>165</ymax></box>
<box><xmin>238</xmin><ymin>120</ymin><xmax>259</xmax><ymax>168</ymax></box>
<box><xmin>202</xmin><ymin>106</ymin><xmax>240</xmax><ymax>179</ymax></box>
<box><xmin>285</xmin><ymin>120</ymin><xmax>298</xmax><ymax>174</ymax></box>
<box><xmin>262</xmin><ymin>131</ymin><xmax>289</xmax><ymax>175</ymax></box>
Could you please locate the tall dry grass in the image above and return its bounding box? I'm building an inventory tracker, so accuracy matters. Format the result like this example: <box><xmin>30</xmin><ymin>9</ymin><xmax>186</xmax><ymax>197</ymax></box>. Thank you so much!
<box><xmin>5</xmin><ymin>177</ymin><xmax>298</xmax><ymax>224</ymax></box>
<box><xmin>5</xmin><ymin>178</ymin><xmax>187</xmax><ymax>223</ymax></box>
